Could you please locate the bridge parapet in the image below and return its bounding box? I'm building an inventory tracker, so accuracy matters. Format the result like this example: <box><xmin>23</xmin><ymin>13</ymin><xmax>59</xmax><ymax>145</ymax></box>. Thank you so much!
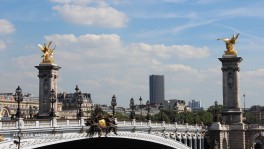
<box><xmin>0</xmin><ymin>118</ymin><xmax>204</xmax><ymax>132</ymax></box>
<box><xmin>0</xmin><ymin>118</ymin><xmax>206</xmax><ymax>149</ymax></box>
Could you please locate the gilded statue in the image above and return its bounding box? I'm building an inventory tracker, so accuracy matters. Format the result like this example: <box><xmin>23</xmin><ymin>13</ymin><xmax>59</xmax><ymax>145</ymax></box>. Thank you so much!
<box><xmin>38</xmin><ymin>41</ymin><xmax>56</xmax><ymax>63</ymax></box>
<box><xmin>217</xmin><ymin>33</ymin><xmax>239</xmax><ymax>55</ymax></box>
<box><xmin>0</xmin><ymin>134</ymin><xmax>4</xmax><ymax>142</ymax></box>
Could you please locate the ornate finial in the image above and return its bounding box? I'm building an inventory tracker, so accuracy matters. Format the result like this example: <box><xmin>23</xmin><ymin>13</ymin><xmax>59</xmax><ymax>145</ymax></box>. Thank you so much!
<box><xmin>217</xmin><ymin>33</ymin><xmax>239</xmax><ymax>56</ymax></box>
<box><xmin>38</xmin><ymin>41</ymin><xmax>56</xmax><ymax>64</ymax></box>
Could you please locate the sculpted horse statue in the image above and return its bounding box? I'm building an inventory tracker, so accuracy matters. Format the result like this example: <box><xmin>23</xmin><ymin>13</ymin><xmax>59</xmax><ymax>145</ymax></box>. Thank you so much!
<box><xmin>38</xmin><ymin>41</ymin><xmax>56</xmax><ymax>63</ymax></box>
<box><xmin>86</xmin><ymin>114</ymin><xmax>118</xmax><ymax>138</ymax></box>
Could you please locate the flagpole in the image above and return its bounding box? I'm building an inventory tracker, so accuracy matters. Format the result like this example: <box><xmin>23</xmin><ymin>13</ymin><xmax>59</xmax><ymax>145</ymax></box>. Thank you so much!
<box><xmin>243</xmin><ymin>93</ymin><xmax>245</xmax><ymax>113</ymax></box>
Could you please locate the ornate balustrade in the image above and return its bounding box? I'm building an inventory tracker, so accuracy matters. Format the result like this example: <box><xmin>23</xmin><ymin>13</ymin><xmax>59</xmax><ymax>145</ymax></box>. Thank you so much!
<box><xmin>0</xmin><ymin>118</ymin><xmax>206</xmax><ymax>149</ymax></box>
<box><xmin>0</xmin><ymin>118</ymin><xmax>203</xmax><ymax>131</ymax></box>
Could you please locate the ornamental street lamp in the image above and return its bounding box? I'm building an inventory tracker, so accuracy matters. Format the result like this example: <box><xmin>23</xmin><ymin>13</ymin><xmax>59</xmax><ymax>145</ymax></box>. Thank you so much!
<box><xmin>14</xmin><ymin>131</ymin><xmax>22</xmax><ymax>149</ymax></box>
<box><xmin>111</xmin><ymin>95</ymin><xmax>117</xmax><ymax>116</ymax></box>
<box><xmin>193</xmin><ymin>111</ymin><xmax>197</xmax><ymax>124</ymax></box>
<box><xmin>213</xmin><ymin>101</ymin><xmax>219</xmax><ymax>122</ymax></box>
<box><xmin>14</xmin><ymin>86</ymin><xmax>23</xmax><ymax>119</ymax></box>
<box><xmin>139</xmin><ymin>96</ymin><xmax>143</xmax><ymax>121</ymax></box>
<box><xmin>130</xmin><ymin>97</ymin><xmax>135</xmax><ymax>119</ymax></box>
<box><xmin>184</xmin><ymin>107</ymin><xmax>187</xmax><ymax>123</ymax></box>
<box><xmin>159</xmin><ymin>102</ymin><xmax>164</xmax><ymax>121</ymax></box>
<box><xmin>49</xmin><ymin>89</ymin><xmax>56</xmax><ymax>117</ymax></box>
<box><xmin>29</xmin><ymin>105</ymin><xmax>33</xmax><ymax>119</ymax></box>
<box><xmin>146</xmin><ymin>100</ymin><xmax>151</xmax><ymax>121</ymax></box>
<box><xmin>173</xmin><ymin>102</ymin><xmax>178</xmax><ymax>122</ymax></box>
<box><xmin>90</xmin><ymin>104</ymin><xmax>94</xmax><ymax>118</ymax></box>
<box><xmin>77</xmin><ymin>91</ymin><xmax>84</xmax><ymax>117</ymax></box>
<box><xmin>75</xmin><ymin>85</ymin><xmax>84</xmax><ymax>118</ymax></box>
<box><xmin>168</xmin><ymin>100</ymin><xmax>170</xmax><ymax>111</ymax></box>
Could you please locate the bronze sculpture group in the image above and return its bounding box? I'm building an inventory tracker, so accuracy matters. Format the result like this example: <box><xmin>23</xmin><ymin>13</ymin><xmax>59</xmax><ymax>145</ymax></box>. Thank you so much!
<box><xmin>86</xmin><ymin>113</ymin><xmax>118</xmax><ymax>138</ymax></box>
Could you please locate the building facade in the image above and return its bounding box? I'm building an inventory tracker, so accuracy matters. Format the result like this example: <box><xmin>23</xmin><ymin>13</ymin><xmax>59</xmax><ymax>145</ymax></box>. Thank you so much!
<box><xmin>188</xmin><ymin>99</ymin><xmax>201</xmax><ymax>110</ymax></box>
<box><xmin>149</xmin><ymin>75</ymin><xmax>165</xmax><ymax>104</ymax></box>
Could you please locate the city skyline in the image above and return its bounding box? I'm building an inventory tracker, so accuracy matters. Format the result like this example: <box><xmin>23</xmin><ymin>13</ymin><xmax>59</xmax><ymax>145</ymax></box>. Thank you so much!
<box><xmin>0</xmin><ymin>0</ymin><xmax>264</xmax><ymax>109</ymax></box>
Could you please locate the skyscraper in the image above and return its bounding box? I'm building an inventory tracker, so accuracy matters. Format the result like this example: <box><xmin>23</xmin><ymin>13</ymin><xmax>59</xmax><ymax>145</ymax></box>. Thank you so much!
<box><xmin>188</xmin><ymin>99</ymin><xmax>201</xmax><ymax>110</ymax></box>
<box><xmin>149</xmin><ymin>75</ymin><xmax>165</xmax><ymax>104</ymax></box>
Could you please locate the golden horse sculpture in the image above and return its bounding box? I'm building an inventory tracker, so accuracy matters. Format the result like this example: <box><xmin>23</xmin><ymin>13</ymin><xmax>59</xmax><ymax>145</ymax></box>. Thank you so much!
<box><xmin>217</xmin><ymin>33</ymin><xmax>239</xmax><ymax>56</ymax></box>
<box><xmin>0</xmin><ymin>134</ymin><xmax>4</xmax><ymax>142</ymax></box>
<box><xmin>38</xmin><ymin>41</ymin><xmax>56</xmax><ymax>63</ymax></box>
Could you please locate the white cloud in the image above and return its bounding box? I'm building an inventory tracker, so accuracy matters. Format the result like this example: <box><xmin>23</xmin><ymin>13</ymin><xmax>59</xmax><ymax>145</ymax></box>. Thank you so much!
<box><xmin>170</xmin><ymin>45</ymin><xmax>210</xmax><ymax>59</ymax></box>
<box><xmin>215</xmin><ymin>3</ymin><xmax>264</xmax><ymax>18</ymax></box>
<box><xmin>45</xmin><ymin>33</ymin><xmax>122</xmax><ymax>53</ymax></box>
<box><xmin>52</xmin><ymin>2</ymin><xmax>128</xmax><ymax>28</ymax></box>
<box><xmin>164</xmin><ymin>64</ymin><xmax>197</xmax><ymax>74</ymax></box>
<box><xmin>172</xmin><ymin>19</ymin><xmax>217</xmax><ymax>33</ymax></box>
<box><xmin>9</xmin><ymin>33</ymin><xmax>220</xmax><ymax>107</ymax></box>
<box><xmin>51</xmin><ymin>0</ymin><xmax>106</xmax><ymax>5</ymax></box>
<box><xmin>0</xmin><ymin>19</ymin><xmax>15</xmax><ymax>34</ymax></box>
<box><xmin>242</xmin><ymin>69</ymin><xmax>264</xmax><ymax>86</ymax></box>
<box><xmin>128</xmin><ymin>43</ymin><xmax>210</xmax><ymax>60</ymax></box>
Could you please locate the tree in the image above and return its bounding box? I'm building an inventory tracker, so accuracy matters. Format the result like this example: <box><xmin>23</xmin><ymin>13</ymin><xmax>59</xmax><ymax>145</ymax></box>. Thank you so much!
<box><xmin>207</xmin><ymin>102</ymin><xmax>223</xmax><ymax>123</ymax></box>
<box><xmin>244</xmin><ymin>111</ymin><xmax>256</xmax><ymax>124</ymax></box>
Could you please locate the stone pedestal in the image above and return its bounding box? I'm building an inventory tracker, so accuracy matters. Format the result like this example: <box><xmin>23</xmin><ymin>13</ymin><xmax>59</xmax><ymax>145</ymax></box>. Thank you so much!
<box><xmin>35</xmin><ymin>63</ymin><xmax>61</xmax><ymax>118</ymax></box>
<box><xmin>219</xmin><ymin>55</ymin><xmax>243</xmax><ymax>124</ymax></box>
<box><xmin>228</xmin><ymin>123</ymin><xmax>245</xmax><ymax>149</ymax></box>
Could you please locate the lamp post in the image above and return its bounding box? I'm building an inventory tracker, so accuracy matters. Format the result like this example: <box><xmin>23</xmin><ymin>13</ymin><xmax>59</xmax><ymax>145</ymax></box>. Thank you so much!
<box><xmin>49</xmin><ymin>89</ymin><xmax>56</xmax><ymax>117</ymax></box>
<box><xmin>29</xmin><ymin>105</ymin><xmax>33</xmax><ymax>119</ymax></box>
<box><xmin>139</xmin><ymin>96</ymin><xmax>143</xmax><ymax>121</ymax></box>
<box><xmin>168</xmin><ymin>100</ymin><xmax>170</xmax><ymax>111</ymax></box>
<box><xmin>159</xmin><ymin>102</ymin><xmax>164</xmax><ymax>121</ymax></box>
<box><xmin>146</xmin><ymin>100</ymin><xmax>151</xmax><ymax>121</ymax></box>
<box><xmin>213</xmin><ymin>101</ymin><xmax>219</xmax><ymax>122</ymax></box>
<box><xmin>111</xmin><ymin>95</ymin><xmax>117</xmax><ymax>116</ymax></box>
<box><xmin>243</xmin><ymin>93</ymin><xmax>246</xmax><ymax>115</ymax></box>
<box><xmin>14</xmin><ymin>86</ymin><xmax>23</xmax><ymax>119</ymax></box>
<box><xmin>173</xmin><ymin>102</ymin><xmax>178</xmax><ymax>122</ymax></box>
<box><xmin>75</xmin><ymin>85</ymin><xmax>83</xmax><ymax>118</ymax></box>
<box><xmin>90</xmin><ymin>104</ymin><xmax>94</xmax><ymax>118</ymax></box>
<box><xmin>194</xmin><ymin>111</ymin><xmax>197</xmax><ymax>124</ymax></box>
<box><xmin>184</xmin><ymin>107</ymin><xmax>187</xmax><ymax>123</ymax></box>
<box><xmin>14</xmin><ymin>131</ymin><xmax>22</xmax><ymax>149</ymax></box>
<box><xmin>130</xmin><ymin>97</ymin><xmax>135</xmax><ymax>119</ymax></box>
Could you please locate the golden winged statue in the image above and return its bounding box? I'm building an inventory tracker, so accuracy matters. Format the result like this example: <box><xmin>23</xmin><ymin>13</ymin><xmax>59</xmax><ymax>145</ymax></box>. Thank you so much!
<box><xmin>0</xmin><ymin>134</ymin><xmax>4</xmax><ymax>142</ymax></box>
<box><xmin>38</xmin><ymin>41</ymin><xmax>56</xmax><ymax>63</ymax></box>
<box><xmin>217</xmin><ymin>33</ymin><xmax>239</xmax><ymax>56</ymax></box>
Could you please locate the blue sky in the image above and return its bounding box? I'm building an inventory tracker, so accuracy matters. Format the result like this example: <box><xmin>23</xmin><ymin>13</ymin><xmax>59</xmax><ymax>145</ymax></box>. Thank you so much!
<box><xmin>0</xmin><ymin>0</ymin><xmax>264</xmax><ymax>109</ymax></box>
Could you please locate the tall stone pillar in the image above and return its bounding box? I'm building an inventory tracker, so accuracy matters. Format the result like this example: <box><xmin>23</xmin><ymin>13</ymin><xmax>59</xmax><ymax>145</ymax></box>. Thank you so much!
<box><xmin>35</xmin><ymin>64</ymin><xmax>61</xmax><ymax>118</ymax></box>
<box><xmin>209</xmin><ymin>34</ymin><xmax>246</xmax><ymax>149</ymax></box>
<box><xmin>219</xmin><ymin>55</ymin><xmax>243</xmax><ymax>124</ymax></box>
<box><xmin>35</xmin><ymin>41</ymin><xmax>61</xmax><ymax>118</ymax></box>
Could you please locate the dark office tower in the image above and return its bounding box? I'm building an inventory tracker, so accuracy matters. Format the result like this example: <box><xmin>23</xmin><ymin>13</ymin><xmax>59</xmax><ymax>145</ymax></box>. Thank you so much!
<box><xmin>149</xmin><ymin>75</ymin><xmax>165</xmax><ymax>104</ymax></box>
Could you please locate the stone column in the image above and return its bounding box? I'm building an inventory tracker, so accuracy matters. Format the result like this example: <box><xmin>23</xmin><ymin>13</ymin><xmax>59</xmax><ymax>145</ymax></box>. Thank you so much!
<box><xmin>194</xmin><ymin>137</ymin><xmax>197</xmax><ymax>149</ymax></box>
<box><xmin>35</xmin><ymin>63</ymin><xmax>61</xmax><ymax>118</ymax></box>
<box><xmin>219</xmin><ymin>55</ymin><xmax>243</xmax><ymax>124</ymax></box>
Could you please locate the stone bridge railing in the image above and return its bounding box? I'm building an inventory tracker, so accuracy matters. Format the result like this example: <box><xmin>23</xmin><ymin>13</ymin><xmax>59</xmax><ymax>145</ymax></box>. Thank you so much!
<box><xmin>0</xmin><ymin>118</ymin><xmax>206</xmax><ymax>149</ymax></box>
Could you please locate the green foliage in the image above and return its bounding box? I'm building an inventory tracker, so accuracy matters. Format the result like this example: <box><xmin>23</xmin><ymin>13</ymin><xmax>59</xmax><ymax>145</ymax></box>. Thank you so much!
<box><xmin>207</xmin><ymin>104</ymin><xmax>223</xmax><ymax>113</ymax></box>
<box><xmin>114</xmin><ymin>112</ymin><xmax>129</xmax><ymax>121</ymax></box>
<box><xmin>96</xmin><ymin>107</ymin><xmax>214</xmax><ymax>126</ymax></box>
<box><xmin>244</xmin><ymin>111</ymin><xmax>256</xmax><ymax>124</ymax></box>
<box><xmin>207</xmin><ymin>103</ymin><xmax>223</xmax><ymax>123</ymax></box>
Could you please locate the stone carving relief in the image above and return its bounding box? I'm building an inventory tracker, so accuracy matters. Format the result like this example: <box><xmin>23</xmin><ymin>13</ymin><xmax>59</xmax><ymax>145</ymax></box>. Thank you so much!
<box><xmin>227</xmin><ymin>72</ymin><xmax>234</xmax><ymax>89</ymax></box>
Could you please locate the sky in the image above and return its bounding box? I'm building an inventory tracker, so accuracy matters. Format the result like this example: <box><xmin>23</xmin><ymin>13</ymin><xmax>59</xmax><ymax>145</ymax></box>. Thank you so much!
<box><xmin>0</xmin><ymin>0</ymin><xmax>264</xmax><ymax>109</ymax></box>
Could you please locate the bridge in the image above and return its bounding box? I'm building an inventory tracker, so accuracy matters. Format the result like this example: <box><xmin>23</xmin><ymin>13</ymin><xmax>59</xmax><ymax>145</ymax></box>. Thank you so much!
<box><xmin>0</xmin><ymin>118</ymin><xmax>206</xmax><ymax>149</ymax></box>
